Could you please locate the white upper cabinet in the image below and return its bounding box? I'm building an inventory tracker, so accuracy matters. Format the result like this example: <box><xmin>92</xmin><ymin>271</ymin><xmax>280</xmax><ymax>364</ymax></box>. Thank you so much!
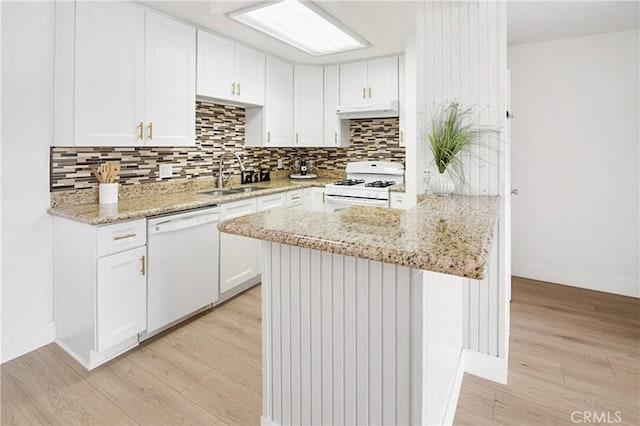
<box><xmin>339</xmin><ymin>60</ymin><xmax>369</xmax><ymax>106</ymax></box>
<box><xmin>339</xmin><ymin>56</ymin><xmax>399</xmax><ymax>106</ymax></box>
<box><xmin>323</xmin><ymin>65</ymin><xmax>350</xmax><ymax>147</ymax></box>
<box><xmin>294</xmin><ymin>65</ymin><xmax>324</xmax><ymax>147</ymax></box>
<box><xmin>196</xmin><ymin>31</ymin><xmax>235</xmax><ymax>102</ymax></box>
<box><xmin>234</xmin><ymin>45</ymin><xmax>266</xmax><ymax>106</ymax></box>
<box><xmin>264</xmin><ymin>56</ymin><xmax>294</xmax><ymax>146</ymax></box>
<box><xmin>367</xmin><ymin>56</ymin><xmax>399</xmax><ymax>103</ymax></box>
<box><xmin>57</xmin><ymin>1</ymin><xmax>196</xmax><ymax>147</ymax></box>
<box><xmin>197</xmin><ymin>31</ymin><xmax>265</xmax><ymax>106</ymax></box>
<box><xmin>144</xmin><ymin>12</ymin><xmax>196</xmax><ymax>146</ymax></box>
<box><xmin>74</xmin><ymin>1</ymin><xmax>145</xmax><ymax>146</ymax></box>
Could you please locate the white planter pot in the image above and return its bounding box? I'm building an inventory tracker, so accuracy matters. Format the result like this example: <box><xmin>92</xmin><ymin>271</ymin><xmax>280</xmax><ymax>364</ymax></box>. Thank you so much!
<box><xmin>429</xmin><ymin>172</ymin><xmax>455</xmax><ymax>196</ymax></box>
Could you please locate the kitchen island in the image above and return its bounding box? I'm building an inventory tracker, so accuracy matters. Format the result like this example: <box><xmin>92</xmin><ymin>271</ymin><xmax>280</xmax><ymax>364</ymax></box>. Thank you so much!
<box><xmin>219</xmin><ymin>195</ymin><xmax>499</xmax><ymax>426</ymax></box>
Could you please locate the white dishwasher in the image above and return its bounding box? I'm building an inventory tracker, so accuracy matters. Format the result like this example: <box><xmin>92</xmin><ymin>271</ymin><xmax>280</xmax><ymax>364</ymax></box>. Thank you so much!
<box><xmin>145</xmin><ymin>207</ymin><xmax>220</xmax><ymax>336</ymax></box>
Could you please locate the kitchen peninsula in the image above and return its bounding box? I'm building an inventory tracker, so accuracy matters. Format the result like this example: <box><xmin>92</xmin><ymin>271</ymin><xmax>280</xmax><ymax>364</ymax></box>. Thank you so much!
<box><xmin>219</xmin><ymin>195</ymin><xmax>499</xmax><ymax>425</ymax></box>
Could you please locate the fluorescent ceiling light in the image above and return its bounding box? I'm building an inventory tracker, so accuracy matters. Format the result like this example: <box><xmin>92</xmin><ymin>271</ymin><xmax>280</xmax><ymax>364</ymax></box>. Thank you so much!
<box><xmin>228</xmin><ymin>0</ymin><xmax>368</xmax><ymax>56</ymax></box>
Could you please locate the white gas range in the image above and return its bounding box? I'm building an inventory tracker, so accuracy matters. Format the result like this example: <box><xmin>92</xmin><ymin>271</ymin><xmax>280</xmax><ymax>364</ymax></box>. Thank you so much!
<box><xmin>324</xmin><ymin>161</ymin><xmax>405</xmax><ymax>210</ymax></box>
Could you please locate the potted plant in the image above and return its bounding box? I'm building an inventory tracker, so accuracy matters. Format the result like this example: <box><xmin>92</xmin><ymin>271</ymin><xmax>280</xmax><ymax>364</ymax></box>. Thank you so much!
<box><xmin>427</xmin><ymin>101</ymin><xmax>497</xmax><ymax>196</ymax></box>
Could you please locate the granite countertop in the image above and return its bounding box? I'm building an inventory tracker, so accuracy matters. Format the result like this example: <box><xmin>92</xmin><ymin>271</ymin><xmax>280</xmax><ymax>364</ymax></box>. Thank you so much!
<box><xmin>48</xmin><ymin>178</ymin><xmax>335</xmax><ymax>225</ymax></box>
<box><xmin>218</xmin><ymin>195</ymin><xmax>499</xmax><ymax>279</ymax></box>
<box><xmin>390</xmin><ymin>183</ymin><xmax>405</xmax><ymax>193</ymax></box>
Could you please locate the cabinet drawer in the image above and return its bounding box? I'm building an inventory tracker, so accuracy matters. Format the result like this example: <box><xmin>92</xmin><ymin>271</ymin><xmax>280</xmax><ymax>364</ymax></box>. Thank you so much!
<box><xmin>286</xmin><ymin>189</ymin><xmax>303</xmax><ymax>207</ymax></box>
<box><xmin>97</xmin><ymin>219</ymin><xmax>146</xmax><ymax>257</ymax></box>
<box><xmin>257</xmin><ymin>193</ymin><xmax>286</xmax><ymax>211</ymax></box>
<box><xmin>221</xmin><ymin>198</ymin><xmax>258</xmax><ymax>220</ymax></box>
<box><xmin>390</xmin><ymin>193</ymin><xmax>408</xmax><ymax>210</ymax></box>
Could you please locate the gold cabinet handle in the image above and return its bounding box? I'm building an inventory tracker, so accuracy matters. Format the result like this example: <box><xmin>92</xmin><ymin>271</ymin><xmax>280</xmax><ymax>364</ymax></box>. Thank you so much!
<box><xmin>322</xmin><ymin>192</ymin><xmax>325</xmax><ymax>203</ymax></box>
<box><xmin>147</xmin><ymin>122</ymin><xmax>153</xmax><ymax>140</ymax></box>
<box><xmin>267</xmin><ymin>131</ymin><xmax>271</xmax><ymax>143</ymax></box>
<box><xmin>231</xmin><ymin>82</ymin><xmax>236</xmax><ymax>95</ymax></box>
<box><xmin>295</xmin><ymin>132</ymin><xmax>299</xmax><ymax>144</ymax></box>
<box><xmin>291</xmin><ymin>195</ymin><xmax>301</xmax><ymax>200</ymax></box>
<box><xmin>236</xmin><ymin>83</ymin><xmax>240</xmax><ymax>96</ymax></box>
<box><xmin>362</xmin><ymin>87</ymin><xmax>366</xmax><ymax>99</ymax></box>
<box><xmin>334</xmin><ymin>132</ymin><xmax>338</xmax><ymax>144</ymax></box>
<box><xmin>113</xmin><ymin>233</ymin><xmax>136</xmax><ymax>241</ymax></box>
<box><xmin>140</xmin><ymin>255</ymin><xmax>146</xmax><ymax>276</ymax></box>
<box><xmin>137</xmin><ymin>122</ymin><xmax>144</xmax><ymax>140</ymax></box>
<box><xmin>368</xmin><ymin>87</ymin><xmax>372</xmax><ymax>98</ymax></box>
<box><xmin>400</xmin><ymin>130</ymin><xmax>404</xmax><ymax>143</ymax></box>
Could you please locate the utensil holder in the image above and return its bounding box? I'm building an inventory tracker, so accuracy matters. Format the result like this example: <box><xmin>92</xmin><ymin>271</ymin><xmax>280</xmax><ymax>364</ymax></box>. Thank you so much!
<box><xmin>99</xmin><ymin>183</ymin><xmax>118</xmax><ymax>204</ymax></box>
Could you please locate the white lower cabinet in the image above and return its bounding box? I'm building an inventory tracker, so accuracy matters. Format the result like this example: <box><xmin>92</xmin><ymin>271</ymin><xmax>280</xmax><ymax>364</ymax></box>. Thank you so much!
<box><xmin>96</xmin><ymin>246</ymin><xmax>147</xmax><ymax>352</ymax></box>
<box><xmin>219</xmin><ymin>198</ymin><xmax>260</xmax><ymax>296</ymax></box>
<box><xmin>390</xmin><ymin>192</ymin><xmax>409</xmax><ymax>210</ymax></box>
<box><xmin>257</xmin><ymin>192</ymin><xmax>286</xmax><ymax>211</ymax></box>
<box><xmin>54</xmin><ymin>218</ymin><xmax>147</xmax><ymax>370</ymax></box>
<box><xmin>286</xmin><ymin>189</ymin><xmax>304</xmax><ymax>209</ymax></box>
<box><xmin>308</xmin><ymin>187</ymin><xmax>326</xmax><ymax>212</ymax></box>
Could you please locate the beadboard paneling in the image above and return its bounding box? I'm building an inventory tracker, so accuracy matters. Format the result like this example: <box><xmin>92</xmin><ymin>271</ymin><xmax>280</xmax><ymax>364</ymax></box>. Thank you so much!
<box><xmin>262</xmin><ymin>242</ymin><xmax>423</xmax><ymax>426</ymax></box>
<box><xmin>417</xmin><ymin>0</ymin><xmax>508</xmax><ymax>360</ymax></box>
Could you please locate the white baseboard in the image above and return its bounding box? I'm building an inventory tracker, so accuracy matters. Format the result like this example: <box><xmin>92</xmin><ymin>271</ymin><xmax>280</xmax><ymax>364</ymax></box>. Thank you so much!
<box><xmin>513</xmin><ymin>260</ymin><xmax>639</xmax><ymax>298</ymax></box>
<box><xmin>463</xmin><ymin>349</ymin><xmax>508</xmax><ymax>384</ymax></box>
<box><xmin>1</xmin><ymin>321</ymin><xmax>55</xmax><ymax>363</ymax></box>
<box><xmin>260</xmin><ymin>416</ymin><xmax>278</xmax><ymax>426</ymax></box>
<box><xmin>442</xmin><ymin>350</ymin><xmax>466</xmax><ymax>425</ymax></box>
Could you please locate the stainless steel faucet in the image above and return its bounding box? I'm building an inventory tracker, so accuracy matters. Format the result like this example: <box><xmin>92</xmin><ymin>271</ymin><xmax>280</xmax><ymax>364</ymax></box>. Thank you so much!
<box><xmin>218</xmin><ymin>150</ymin><xmax>246</xmax><ymax>188</ymax></box>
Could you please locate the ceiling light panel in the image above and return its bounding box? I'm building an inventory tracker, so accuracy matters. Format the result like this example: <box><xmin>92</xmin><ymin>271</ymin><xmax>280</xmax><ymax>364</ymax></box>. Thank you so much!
<box><xmin>229</xmin><ymin>0</ymin><xmax>368</xmax><ymax>56</ymax></box>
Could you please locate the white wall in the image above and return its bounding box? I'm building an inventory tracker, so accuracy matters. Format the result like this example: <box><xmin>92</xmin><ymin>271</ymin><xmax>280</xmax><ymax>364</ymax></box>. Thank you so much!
<box><xmin>509</xmin><ymin>30</ymin><xmax>640</xmax><ymax>297</ymax></box>
<box><xmin>1</xmin><ymin>1</ymin><xmax>56</xmax><ymax>362</ymax></box>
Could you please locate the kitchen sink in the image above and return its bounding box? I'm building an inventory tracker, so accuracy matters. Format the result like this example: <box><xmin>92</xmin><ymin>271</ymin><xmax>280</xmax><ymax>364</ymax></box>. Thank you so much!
<box><xmin>199</xmin><ymin>189</ymin><xmax>237</xmax><ymax>196</ymax></box>
<box><xmin>232</xmin><ymin>187</ymin><xmax>261</xmax><ymax>193</ymax></box>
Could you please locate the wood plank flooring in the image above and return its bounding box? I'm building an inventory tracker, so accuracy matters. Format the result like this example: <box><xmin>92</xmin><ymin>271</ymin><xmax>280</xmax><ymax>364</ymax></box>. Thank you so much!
<box><xmin>455</xmin><ymin>277</ymin><xmax>640</xmax><ymax>426</ymax></box>
<box><xmin>1</xmin><ymin>278</ymin><xmax>638</xmax><ymax>425</ymax></box>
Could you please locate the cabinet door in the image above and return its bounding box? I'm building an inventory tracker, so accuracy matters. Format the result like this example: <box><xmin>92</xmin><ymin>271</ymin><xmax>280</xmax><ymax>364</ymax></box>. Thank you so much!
<box><xmin>294</xmin><ymin>65</ymin><xmax>324</xmax><ymax>147</ymax></box>
<box><xmin>310</xmin><ymin>188</ymin><xmax>326</xmax><ymax>212</ymax></box>
<box><xmin>265</xmin><ymin>57</ymin><xmax>294</xmax><ymax>146</ymax></box>
<box><xmin>323</xmin><ymin>65</ymin><xmax>350</xmax><ymax>147</ymax></box>
<box><xmin>367</xmin><ymin>56</ymin><xmax>398</xmax><ymax>103</ymax></box>
<box><xmin>96</xmin><ymin>246</ymin><xmax>147</xmax><ymax>352</ymax></box>
<box><xmin>219</xmin><ymin>199</ymin><xmax>259</xmax><ymax>294</ymax></box>
<box><xmin>74</xmin><ymin>1</ymin><xmax>144</xmax><ymax>146</ymax></box>
<box><xmin>196</xmin><ymin>31</ymin><xmax>235</xmax><ymax>101</ymax></box>
<box><xmin>339</xmin><ymin>60</ymin><xmax>367</xmax><ymax>106</ymax></box>
<box><xmin>234</xmin><ymin>45</ymin><xmax>265</xmax><ymax>106</ymax></box>
<box><xmin>144</xmin><ymin>12</ymin><xmax>196</xmax><ymax>146</ymax></box>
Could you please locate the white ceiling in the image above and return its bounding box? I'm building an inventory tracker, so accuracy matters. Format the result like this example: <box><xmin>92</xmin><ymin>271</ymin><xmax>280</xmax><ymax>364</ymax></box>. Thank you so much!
<box><xmin>508</xmin><ymin>1</ymin><xmax>640</xmax><ymax>46</ymax></box>
<box><xmin>137</xmin><ymin>0</ymin><xmax>417</xmax><ymax>64</ymax></box>
<box><xmin>138</xmin><ymin>0</ymin><xmax>640</xmax><ymax>63</ymax></box>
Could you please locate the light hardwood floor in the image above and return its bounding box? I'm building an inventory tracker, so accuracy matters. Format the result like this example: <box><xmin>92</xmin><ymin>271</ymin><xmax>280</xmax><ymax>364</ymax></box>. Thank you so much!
<box><xmin>1</xmin><ymin>278</ymin><xmax>638</xmax><ymax>425</ymax></box>
<box><xmin>455</xmin><ymin>277</ymin><xmax>639</xmax><ymax>426</ymax></box>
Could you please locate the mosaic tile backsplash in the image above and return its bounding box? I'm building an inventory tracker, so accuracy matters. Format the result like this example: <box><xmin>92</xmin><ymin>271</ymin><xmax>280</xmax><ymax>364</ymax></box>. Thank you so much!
<box><xmin>50</xmin><ymin>101</ymin><xmax>405</xmax><ymax>192</ymax></box>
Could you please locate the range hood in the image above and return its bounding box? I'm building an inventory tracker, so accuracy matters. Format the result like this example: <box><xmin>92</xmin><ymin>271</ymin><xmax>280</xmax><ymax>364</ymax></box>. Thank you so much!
<box><xmin>336</xmin><ymin>100</ymin><xmax>399</xmax><ymax>119</ymax></box>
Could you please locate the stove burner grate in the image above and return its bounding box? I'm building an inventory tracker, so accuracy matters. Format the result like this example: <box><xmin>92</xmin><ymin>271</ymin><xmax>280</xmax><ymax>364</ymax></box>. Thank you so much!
<box><xmin>364</xmin><ymin>180</ymin><xmax>396</xmax><ymax>188</ymax></box>
<box><xmin>334</xmin><ymin>179</ymin><xmax>365</xmax><ymax>186</ymax></box>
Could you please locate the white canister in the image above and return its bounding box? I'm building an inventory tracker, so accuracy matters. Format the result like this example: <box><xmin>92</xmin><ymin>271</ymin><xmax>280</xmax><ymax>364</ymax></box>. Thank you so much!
<box><xmin>99</xmin><ymin>183</ymin><xmax>119</xmax><ymax>204</ymax></box>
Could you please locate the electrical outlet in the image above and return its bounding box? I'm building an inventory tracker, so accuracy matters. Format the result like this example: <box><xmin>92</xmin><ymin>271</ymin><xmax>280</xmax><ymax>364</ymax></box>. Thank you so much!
<box><xmin>422</xmin><ymin>169</ymin><xmax>432</xmax><ymax>183</ymax></box>
<box><xmin>277</xmin><ymin>158</ymin><xmax>284</xmax><ymax>169</ymax></box>
<box><xmin>159</xmin><ymin>164</ymin><xmax>173</xmax><ymax>179</ymax></box>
